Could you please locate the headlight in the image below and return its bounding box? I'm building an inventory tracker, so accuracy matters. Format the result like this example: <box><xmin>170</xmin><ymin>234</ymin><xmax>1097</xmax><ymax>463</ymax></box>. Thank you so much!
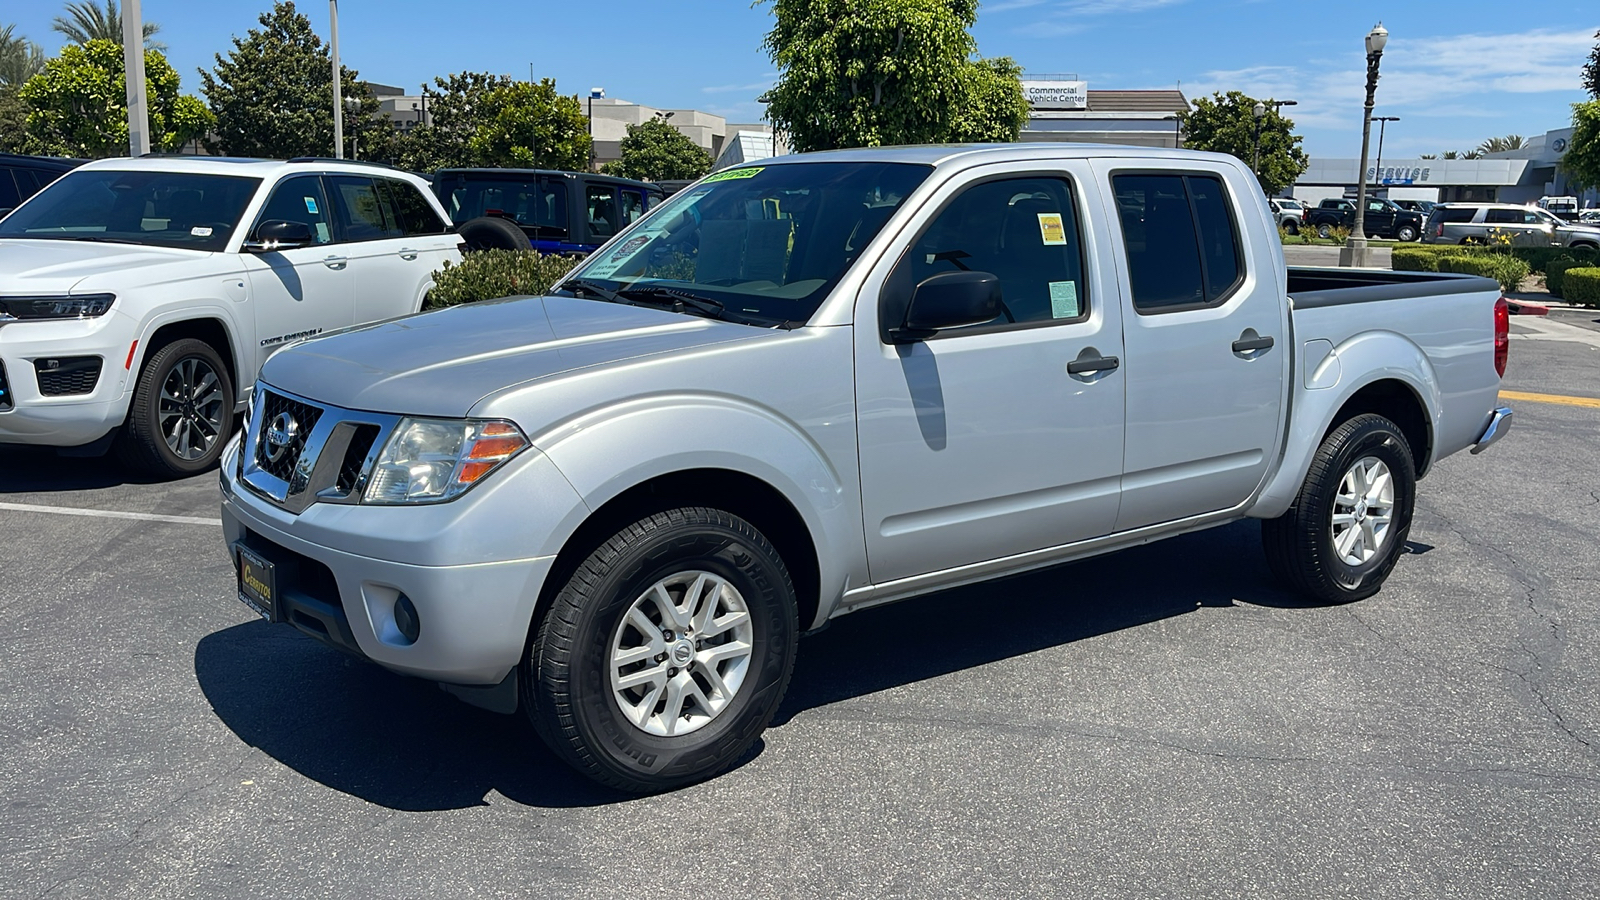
<box><xmin>363</xmin><ymin>417</ymin><xmax>529</xmax><ymax>504</ymax></box>
<box><xmin>0</xmin><ymin>293</ymin><xmax>116</xmax><ymax>320</ymax></box>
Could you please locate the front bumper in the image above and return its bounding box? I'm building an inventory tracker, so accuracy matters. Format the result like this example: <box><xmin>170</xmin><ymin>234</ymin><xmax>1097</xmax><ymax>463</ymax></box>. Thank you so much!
<box><xmin>220</xmin><ymin>439</ymin><xmax>563</xmax><ymax>688</ymax></box>
<box><xmin>0</xmin><ymin>317</ymin><xmax>133</xmax><ymax>447</ymax></box>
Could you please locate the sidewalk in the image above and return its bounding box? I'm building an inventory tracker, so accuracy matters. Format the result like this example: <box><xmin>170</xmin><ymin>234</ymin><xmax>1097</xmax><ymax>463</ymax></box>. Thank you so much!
<box><xmin>1281</xmin><ymin>244</ymin><xmax>1393</xmax><ymax>267</ymax></box>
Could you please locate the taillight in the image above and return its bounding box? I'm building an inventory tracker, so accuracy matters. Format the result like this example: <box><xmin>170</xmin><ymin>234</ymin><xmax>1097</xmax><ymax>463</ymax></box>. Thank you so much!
<box><xmin>1493</xmin><ymin>297</ymin><xmax>1509</xmax><ymax>378</ymax></box>
<box><xmin>1435</xmin><ymin>223</ymin><xmax>1444</xmax><ymax>237</ymax></box>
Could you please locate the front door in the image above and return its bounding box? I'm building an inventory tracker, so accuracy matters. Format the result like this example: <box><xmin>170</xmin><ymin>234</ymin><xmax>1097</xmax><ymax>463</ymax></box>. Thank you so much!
<box><xmin>855</xmin><ymin>166</ymin><xmax>1126</xmax><ymax>584</ymax></box>
<box><xmin>240</xmin><ymin>174</ymin><xmax>354</xmax><ymax>376</ymax></box>
<box><xmin>1097</xmin><ymin>165</ymin><xmax>1289</xmax><ymax>531</ymax></box>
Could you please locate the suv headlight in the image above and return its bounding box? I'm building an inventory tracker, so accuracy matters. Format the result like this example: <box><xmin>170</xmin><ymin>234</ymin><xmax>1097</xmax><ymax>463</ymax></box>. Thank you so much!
<box><xmin>0</xmin><ymin>293</ymin><xmax>116</xmax><ymax>320</ymax></box>
<box><xmin>363</xmin><ymin>417</ymin><xmax>529</xmax><ymax>504</ymax></box>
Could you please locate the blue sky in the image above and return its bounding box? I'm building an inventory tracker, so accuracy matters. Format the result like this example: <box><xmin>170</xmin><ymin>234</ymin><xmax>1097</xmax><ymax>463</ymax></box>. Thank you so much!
<box><xmin>7</xmin><ymin>0</ymin><xmax>1597</xmax><ymax>159</ymax></box>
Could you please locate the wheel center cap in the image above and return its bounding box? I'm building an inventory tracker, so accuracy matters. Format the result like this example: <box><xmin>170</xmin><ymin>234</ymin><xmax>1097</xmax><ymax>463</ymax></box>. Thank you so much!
<box><xmin>671</xmin><ymin>641</ymin><xmax>694</xmax><ymax>666</ymax></box>
<box><xmin>1355</xmin><ymin>500</ymin><xmax>1369</xmax><ymax>520</ymax></box>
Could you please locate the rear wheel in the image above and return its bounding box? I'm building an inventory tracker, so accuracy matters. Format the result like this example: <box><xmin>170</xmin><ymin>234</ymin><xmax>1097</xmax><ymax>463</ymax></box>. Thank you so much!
<box><xmin>1283</xmin><ymin>220</ymin><xmax>1299</xmax><ymax>236</ymax></box>
<box><xmin>525</xmin><ymin>507</ymin><xmax>799</xmax><ymax>793</ymax></box>
<box><xmin>115</xmin><ymin>338</ymin><xmax>235</xmax><ymax>478</ymax></box>
<box><xmin>1316</xmin><ymin>223</ymin><xmax>1333</xmax><ymax>239</ymax></box>
<box><xmin>1262</xmin><ymin>414</ymin><xmax>1416</xmax><ymax>604</ymax></box>
<box><xmin>1396</xmin><ymin>224</ymin><xmax>1419</xmax><ymax>243</ymax></box>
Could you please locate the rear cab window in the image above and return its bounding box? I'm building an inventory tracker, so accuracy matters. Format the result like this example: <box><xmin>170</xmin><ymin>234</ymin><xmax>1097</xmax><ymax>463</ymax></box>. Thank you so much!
<box><xmin>1111</xmin><ymin>172</ymin><xmax>1245</xmax><ymax>314</ymax></box>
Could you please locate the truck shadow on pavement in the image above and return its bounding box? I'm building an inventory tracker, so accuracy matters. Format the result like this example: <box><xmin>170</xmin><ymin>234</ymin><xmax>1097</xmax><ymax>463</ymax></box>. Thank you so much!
<box><xmin>0</xmin><ymin>445</ymin><xmax>196</xmax><ymax>491</ymax></box>
<box><xmin>194</xmin><ymin>518</ymin><xmax>1318</xmax><ymax>811</ymax></box>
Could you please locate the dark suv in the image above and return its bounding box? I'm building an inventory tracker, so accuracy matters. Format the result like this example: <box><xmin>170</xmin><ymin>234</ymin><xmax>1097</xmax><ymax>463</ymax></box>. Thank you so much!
<box><xmin>1304</xmin><ymin>197</ymin><xmax>1423</xmax><ymax>242</ymax></box>
<box><xmin>0</xmin><ymin>153</ymin><xmax>85</xmax><ymax>217</ymax></box>
<box><xmin>432</xmin><ymin>169</ymin><xmax>666</xmax><ymax>255</ymax></box>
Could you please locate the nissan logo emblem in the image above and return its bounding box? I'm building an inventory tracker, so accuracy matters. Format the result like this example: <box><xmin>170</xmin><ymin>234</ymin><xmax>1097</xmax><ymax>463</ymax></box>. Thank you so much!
<box><xmin>264</xmin><ymin>412</ymin><xmax>299</xmax><ymax>463</ymax></box>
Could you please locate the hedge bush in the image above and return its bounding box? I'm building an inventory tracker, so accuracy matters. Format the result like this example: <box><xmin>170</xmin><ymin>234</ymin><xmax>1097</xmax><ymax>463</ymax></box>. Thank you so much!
<box><xmin>1563</xmin><ymin>268</ymin><xmax>1600</xmax><ymax>308</ymax></box>
<box><xmin>428</xmin><ymin>250</ymin><xmax>580</xmax><ymax>309</ymax></box>
<box><xmin>1391</xmin><ymin>247</ymin><xmax>1438</xmax><ymax>272</ymax></box>
<box><xmin>1396</xmin><ymin>243</ymin><xmax>1596</xmax><ymax>275</ymax></box>
<box><xmin>1435</xmin><ymin>253</ymin><xmax>1530</xmax><ymax>292</ymax></box>
<box><xmin>1544</xmin><ymin>257</ymin><xmax>1583</xmax><ymax>298</ymax></box>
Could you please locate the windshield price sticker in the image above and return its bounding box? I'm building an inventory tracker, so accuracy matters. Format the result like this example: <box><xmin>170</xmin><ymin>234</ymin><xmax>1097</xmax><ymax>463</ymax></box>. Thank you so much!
<box><xmin>703</xmin><ymin>167</ymin><xmax>764</xmax><ymax>184</ymax></box>
<box><xmin>304</xmin><ymin>197</ymin><xmax>319</xmax><ymax>214</ymax></box>
<box><xmin>190</xmin><ymin>226</ymin><xmax>213</xmax><ymax>237</ymax></box>
<box><xmin>1037</xmin><ymin>213</ymin><xmax>1067</xmax><ymax>246</ymax></box>
<box><xmin>582</xmin><ymin>228</ymin><xmax>666</xmax><ymax>280</ymax></box>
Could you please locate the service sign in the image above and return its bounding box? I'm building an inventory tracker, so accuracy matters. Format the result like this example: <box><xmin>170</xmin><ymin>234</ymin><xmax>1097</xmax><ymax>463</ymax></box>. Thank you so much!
<box><xmin>1021</xmin><ymin>80</ymin><xmax>1088</xmax><ymax>110</ymax></box>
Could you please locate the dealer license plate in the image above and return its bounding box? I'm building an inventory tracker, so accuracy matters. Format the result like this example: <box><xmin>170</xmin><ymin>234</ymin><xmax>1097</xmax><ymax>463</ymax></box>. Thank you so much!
<box><xmin>235</xmin><ymin>544</ymin><xmax>277</xmax><ymax>621</ymax></box>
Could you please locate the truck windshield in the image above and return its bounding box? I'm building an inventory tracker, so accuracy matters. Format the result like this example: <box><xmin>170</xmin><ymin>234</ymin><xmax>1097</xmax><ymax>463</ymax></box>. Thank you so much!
<box><xmin>565</xmin><ymin>161</ymin><xmax>932</xmax><ymax>325</ymax></box>
<box><xmin>0</xmin><ymin>170</ymin><xmax>260</xmax><ymax>252</ymax></box>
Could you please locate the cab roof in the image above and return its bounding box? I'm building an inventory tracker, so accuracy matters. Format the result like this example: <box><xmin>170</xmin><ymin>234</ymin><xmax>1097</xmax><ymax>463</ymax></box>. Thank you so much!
<box><xmin>72</xmin><ymin>155</ymin><xmax>429</xmax><ymax>184</ymax></box>
<box><xmin>751</xmin><ymin>142</ymin><xmax>1244</xmax><ymax>171</ymax></box>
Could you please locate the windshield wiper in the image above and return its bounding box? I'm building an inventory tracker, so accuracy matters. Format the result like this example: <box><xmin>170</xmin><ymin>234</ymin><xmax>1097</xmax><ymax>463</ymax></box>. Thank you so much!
<box><xmin>557</xmin><ymin>278</ymin><xmax>624</xmax><ymax>303</ymax></box>
<box><xmin>615</xmin><ymin>286</ymin><xmax>784</xmax><ymax>327</ymax></box>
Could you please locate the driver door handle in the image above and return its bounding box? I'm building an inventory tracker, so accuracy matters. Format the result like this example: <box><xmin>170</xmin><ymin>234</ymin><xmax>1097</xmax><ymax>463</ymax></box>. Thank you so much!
<box><xmin>1067</xmin><ymin>354</ymin><xmax>1120</xmax><ymax>375</ymax></box>
<box><xmin>398</xmin><ymin>248</ymin><xmax>419</xmax><ymax>261</ymax></box>
<box><xmin>1232</xmin><ymin>335</ymin><xmax>1275</xmax><ymax>353</ymax></box>
<box><xmin>322</xmin><ymin>255</ymin><xmax>347</xmax><ymax>270</ymax></box>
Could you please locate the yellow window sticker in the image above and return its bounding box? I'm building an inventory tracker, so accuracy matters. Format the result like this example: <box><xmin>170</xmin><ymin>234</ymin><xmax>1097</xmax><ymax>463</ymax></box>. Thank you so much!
<box><xmin>1049</xmin><ymin>281</ymin><xmax>1080</xmax><ymax>319</ymax></box>
<box><xmin>1037</xmin><ymin>212</ymin><xmax>1067</xmax><ymax>246</ymax></box>
<box><xmin>703</xmin><ymin>167</ymin><xmax>764</xmax><ymax>184</ymax></box>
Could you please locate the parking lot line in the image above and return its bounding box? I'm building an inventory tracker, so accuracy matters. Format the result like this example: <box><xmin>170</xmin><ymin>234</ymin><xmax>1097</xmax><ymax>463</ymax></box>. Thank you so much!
<box><xmin>1498</xmin><ymin>390</ymin><xmax>1600</xmax><ymax>409</ymax></box>
<box><xmin>0</xmin><ymin>501</ymin><xmax>221</xmax><ymax>527</ymax></box>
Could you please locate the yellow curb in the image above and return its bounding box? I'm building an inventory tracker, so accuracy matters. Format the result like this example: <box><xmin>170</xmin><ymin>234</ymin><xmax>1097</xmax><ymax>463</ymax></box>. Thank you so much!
<box><xmin>1499</xmin><ymin>390</ymin><xmax>1600</xmax><ymax>409</ymax></box>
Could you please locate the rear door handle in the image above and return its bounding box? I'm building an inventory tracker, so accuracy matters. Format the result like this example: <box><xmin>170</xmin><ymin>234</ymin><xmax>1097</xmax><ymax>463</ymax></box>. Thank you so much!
<box><xmin>398</xmin><ymin>248</ymin><xmax>419</xmax><ymax>261</ymax></box>
<box><xmin>1232</xmin><ymin>334</ymin><xmax>1275</xmax><ymax>354</ymax></box>
<box><xmin>1067</xmin><ymin>354</ymin><xmax>1120</xmax><ymax>375</ymax></box>
<box><xmin>322</xmin><ymin>255</ymin><xmax>348</xmax><ymax>270</ymax></box>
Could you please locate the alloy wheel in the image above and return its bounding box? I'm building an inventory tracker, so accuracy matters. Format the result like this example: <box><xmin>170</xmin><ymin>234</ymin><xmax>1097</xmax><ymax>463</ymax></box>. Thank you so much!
<box><xmin>1330</xmin><ymin>456</ymin><xmax>1395</xmax><ymax>566</ymax></box>
<box><xmin>157</xmin><ymin>357</ymin><xmax>226</xmax><ymax>461</ymax></box>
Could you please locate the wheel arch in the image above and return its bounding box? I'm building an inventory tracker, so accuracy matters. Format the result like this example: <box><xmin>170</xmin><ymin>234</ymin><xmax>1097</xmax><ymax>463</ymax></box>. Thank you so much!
<box><xmin>138</xmin><ymin>316</ymin><xmax>242</xmax><ymax>399</ymax></box>
<box><xmin>535</xmin><ymin>468</ymin><xmax>824</xmax><ymax>637</ymax></box>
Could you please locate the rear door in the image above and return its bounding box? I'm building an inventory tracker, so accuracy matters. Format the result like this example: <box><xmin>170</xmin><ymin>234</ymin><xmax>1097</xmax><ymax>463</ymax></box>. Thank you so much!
<box><xmin>378</xmin><ymin>176</ymin><xmax>459</xmax><ymax>307</ymax></box>
<box><xmin>326</xmin><ymin>174</ymin><xmax>422</xmax><ymax>323</ymax></box>
<box><xmin>1096</xmin><ymin>163</ymin><xmax>1289</xmax><ymax>531</ymax></box>
<box><xmin>855</xmin><ymin>163</ymin><xmax>1125</xmax><ymax>583</ymax></box>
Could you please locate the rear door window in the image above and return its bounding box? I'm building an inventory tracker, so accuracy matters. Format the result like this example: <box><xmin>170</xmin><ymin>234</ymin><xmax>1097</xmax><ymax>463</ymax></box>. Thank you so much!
<box><xmin>1484</xmin><ymin>208</ymin><xmax>1521</xmax><ymax>225</ymax></box>
<box><xmin>1438</xmin><ymin>207</ymin><xmax>1477</xmax><ymax>223</ymax></box>
<box><xmin>620</xmin><ymin>189</ymin><xmax>647</xmax><ymax>226</ymax></box>
<box><xmin>380</xmin><ymin>178</ymin><xmax>450</xmax><ymax>235</ymax></box>
<box><xmin>327</xmin><ymin>175</ymin><xmax>403</xmax><ymax>242</ymax></box>
<box><xmin>586</xmin><ymin>185</ymin><xmax>619</xmax><ymax>239</ymax></box>
<box><xmin>1113</xmin><ymin>172</ymin><xmax>1244</xmax><ymax>314</ymax></box>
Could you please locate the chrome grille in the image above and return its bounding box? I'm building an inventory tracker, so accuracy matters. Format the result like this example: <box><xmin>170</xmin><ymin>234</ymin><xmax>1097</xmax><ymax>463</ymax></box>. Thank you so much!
<box><xmin>337</xmin><ymin>424</ymin><xmax>381</xmax><ymax>495</ymax></box>
<box><xmin>254</xmin><ymin>391</ymin><xmax>324</xmax><ymax>482</ymax></box>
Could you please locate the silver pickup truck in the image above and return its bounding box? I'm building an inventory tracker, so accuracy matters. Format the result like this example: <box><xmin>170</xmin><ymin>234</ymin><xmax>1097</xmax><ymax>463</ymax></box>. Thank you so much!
<box><xmin>218</xmin><ymin>145</ymin><xmax>1512</xmax><ymax>792</ymax></box>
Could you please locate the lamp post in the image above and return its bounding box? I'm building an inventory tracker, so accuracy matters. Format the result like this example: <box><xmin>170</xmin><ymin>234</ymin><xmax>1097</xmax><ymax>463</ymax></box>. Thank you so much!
<box><xmin>1373</xmin><ymin>115</ymin><xmax>1400</xmax><ymax>183</ymax></box>
<box><xmin>1252</xmin><ymin>99</ymin><xmax>1298</xmax><ymax>189</ymax></box>
<box><xmin>330</xmin><ymin>0</ymin><xmax>343</xmax><ymax>158</ymax></box>
<box><xmin>419</xmin><ymin>83</ymin><xmax>428</xmax><ymax>127</ymax></box>
<box><xmin>1162</xmin><ymin>114</ymin><xmax>1182</xmax><ymax>149</ymax></box>
<box><xmin>588</xmin><ymin>87</ymin><xmax>605</xmax><ymax>171</ymax></box>
<box><xmin>122</xmin><ymin>0</ymin><xmax>150</xmax><ymax>156</ymax></box>
<box><xmin>1342</xmin><ymin>22</ymin><xmax>1389</xmax><ymax>267</ymax></box>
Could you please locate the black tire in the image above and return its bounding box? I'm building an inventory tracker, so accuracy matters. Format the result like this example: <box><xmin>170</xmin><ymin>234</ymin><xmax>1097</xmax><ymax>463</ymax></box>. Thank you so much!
<box><xmin>1396</xmin><ymin>224</ymin><xmax>1419</xmax><ymax>243</ymax></box>
<box><xmin>1316</xmin><ymin>223</ymin><xmax>1333</xmax><ymax>239</ymax></box>
<box><xmin>1262</xmin><ymin>414</ymin><xmax>1416</xmax><ymax>604</ymax></box>
<box><xmin>457</xmin><ymin>216</ymin><xmax>532</xmax><ymax>253</ymax></box>
<box><xmin>525</xmin><ymin>507</ymin><xmax>799</xmax><ymax>793</ymax></box>
<box><xmin>114</xmin><ymin>338</ymin><xmax>235</xmax><ymax>478</ymax></box>
<box><xmin>1283</xmin><ymin>220</ymin><xmax>1299</xmax><ymax>236</ymax></box>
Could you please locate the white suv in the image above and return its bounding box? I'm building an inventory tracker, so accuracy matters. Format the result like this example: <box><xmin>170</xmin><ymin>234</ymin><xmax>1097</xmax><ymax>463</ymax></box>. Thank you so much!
<box><xmin>0</xmin><ymin>156</ymin><xmax>461</xmax><ymax>476</ymax></box>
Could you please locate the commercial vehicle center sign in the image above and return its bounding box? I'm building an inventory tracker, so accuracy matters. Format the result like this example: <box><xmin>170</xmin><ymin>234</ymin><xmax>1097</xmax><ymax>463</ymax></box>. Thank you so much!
<box><xmin>1021</xmin><ymin>81</ymin><xmax>1088</xmax><ymax>110</ymax></box>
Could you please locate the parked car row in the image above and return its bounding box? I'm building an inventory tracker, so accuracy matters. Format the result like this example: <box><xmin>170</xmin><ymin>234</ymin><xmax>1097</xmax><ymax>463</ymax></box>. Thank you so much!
<box><xmin>1421</xmin><ymin>202</ymin><xmax>1600</xmax><ymax>249</ymax></box>
<box><xmin>0</xmin><ymin>152</ymin><xmax>84</xmax><ymax>217</ymax></box>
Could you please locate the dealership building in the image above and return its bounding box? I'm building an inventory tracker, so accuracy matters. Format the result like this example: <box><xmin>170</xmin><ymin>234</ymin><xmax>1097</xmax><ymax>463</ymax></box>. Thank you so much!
<box><xmin>1017</xmin><ymin>77</ymin><xmax>1189</xmax><ymax>149</ymax></box>
<box><xmin>1290</xmin><ymin>127</ymin><xmax>1597</xmax><ymax>208</ymax></box>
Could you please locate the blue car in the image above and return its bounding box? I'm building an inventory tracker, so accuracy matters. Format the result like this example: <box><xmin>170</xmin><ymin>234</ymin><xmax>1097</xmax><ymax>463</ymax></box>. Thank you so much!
<box><xmin>433</xmin><ymin>168</ymin><xmax>666</xmax><ymax>256</ymax></box>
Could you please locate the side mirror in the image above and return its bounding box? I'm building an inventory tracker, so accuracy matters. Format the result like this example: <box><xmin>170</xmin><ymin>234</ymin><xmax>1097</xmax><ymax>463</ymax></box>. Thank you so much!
<box><xmin>890</xmin><ymin>270</ymin><xmax>1003</xmax><ymax>343</ymax></box>
<box><xmin>244</xmin><ymin>219</ymin><xmax>315</xmax><ymax>252</ymax></box>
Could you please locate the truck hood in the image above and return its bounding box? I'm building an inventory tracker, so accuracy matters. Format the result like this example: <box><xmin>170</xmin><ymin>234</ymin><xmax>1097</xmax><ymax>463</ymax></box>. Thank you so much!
<box><xmin>0</xmin><ymin>238</ymin><xmax>216</xmax><ymax>294</ymax></box>
<box><xmin>260</xmin><ymin>295</ymin><xmax>775</xmax><ymax>417</ymax></box>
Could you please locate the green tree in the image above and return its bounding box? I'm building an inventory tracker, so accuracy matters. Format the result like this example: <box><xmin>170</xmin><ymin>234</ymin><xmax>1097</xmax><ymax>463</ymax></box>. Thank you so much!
<box><xmin>0</xmin><ymin>84</ymin><xmax>31</xmax><ymax>152</ymax></box>
<box><xmin>1563</xmin><ymin>101</ymin><xmax>1600</xmax><ymax>190</ymax></box>
<box><xmin>603</xmin><ymin>117</ymin><xmax>712</xmax><ymax>181</ymax></box>
<box><xmin>1</xmin><ymin>24</ymin><xmax>48</xmax><ymax>86</ymax></box>
<box><xmin>200</xmin><ymin>2</ymin><xmax>387</xmax><ymax>160</ymax></box>
<box><xmin>1583</xmin><ymin>29</ymin><xmax>1599</xmax><ymax>100</ymax></box>
<box><xmin>759</xmin><ymin>0</ymin><xmax>1027</xmax><ymax>152</ymax></box>
<box><xmin>397</xmin><ymin>73</ymin><xmax>589</xmax><ymax>171</ymax></box>
<box><xmin>19</xmin><ymin>39</ymin><xmax>210</xmax><ymax>156</ymax></box>
<box><xmin>1178</xmin><ymin>91</ymin><xmax>1308</xmax><ymax>195</ymax></box>
<box><xmin>52</xmin><ymin>1</ymin><xmax>163</xmax><ymax>51</ymax></box>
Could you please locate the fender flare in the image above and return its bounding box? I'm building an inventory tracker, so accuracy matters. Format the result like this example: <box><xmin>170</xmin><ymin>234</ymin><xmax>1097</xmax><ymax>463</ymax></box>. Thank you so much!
<box><xmin>128</xmin><ymin>304</ymin><xmax>248</xmax><ymax>401</ymax></box>
<box><xmin>1251</xmin><ymin>330</ymin><xmax>1439</xmax><ymax>519</ymax></box>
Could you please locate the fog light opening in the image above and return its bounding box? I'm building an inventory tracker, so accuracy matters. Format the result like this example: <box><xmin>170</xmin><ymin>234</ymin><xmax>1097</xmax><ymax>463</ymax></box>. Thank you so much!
<box><xmin>393</xmin><ymin>593</ymin><xmax>420</xmax><ymax>645</ymax></box>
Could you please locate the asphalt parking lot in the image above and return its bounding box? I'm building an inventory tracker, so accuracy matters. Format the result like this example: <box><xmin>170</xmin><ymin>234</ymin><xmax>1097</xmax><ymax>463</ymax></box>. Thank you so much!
<box><xmin>3</xmin><ymin>320</ymin><xmax>1598</xmax><ymax>899</ymax></box>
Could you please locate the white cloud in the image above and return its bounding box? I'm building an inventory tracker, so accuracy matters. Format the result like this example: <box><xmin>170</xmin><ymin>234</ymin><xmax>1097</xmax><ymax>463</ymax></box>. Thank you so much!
<box><xmin>702</xmin><ymin>73</ymin><xmax>779</xmax><ymax>95</ymax></box>
<box><xmin>997</xmin><ymin>0</ymin><xmax>1187</xmax><ymax>35</ymax></box>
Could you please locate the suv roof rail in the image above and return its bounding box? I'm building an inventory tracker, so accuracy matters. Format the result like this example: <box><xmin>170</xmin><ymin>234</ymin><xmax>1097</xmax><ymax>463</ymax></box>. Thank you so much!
<box><xmin>286</xmin><ymin>156</ymin><xmax>402</xmax><ymax>171</ymax></box>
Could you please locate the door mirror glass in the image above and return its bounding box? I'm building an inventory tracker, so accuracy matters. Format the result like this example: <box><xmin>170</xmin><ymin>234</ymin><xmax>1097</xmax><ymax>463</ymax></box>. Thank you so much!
<box><xmin>245</xmin><ymin>219</ymin><xmax>315</xmax><ymax>251</ymax></box>
<box><xmin>892</xmin><ymin>271</ymin><xmax>1003</xmax><ymax>342</ymax></box>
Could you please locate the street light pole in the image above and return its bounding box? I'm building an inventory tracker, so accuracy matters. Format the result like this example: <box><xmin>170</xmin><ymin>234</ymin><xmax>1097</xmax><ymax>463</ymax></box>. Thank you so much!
<box><xmin>1342</xmin><ymin>22</ymin><xmax>1389</xmax><ymax>268</ymax></box>
<box><xmin>122</xmin><ymin>0</ymin><xmax>150</xmax><ymax>156</ymax></box>
<box><xmin>330</xmin><ymin>0</ymin><xmax>343</xmax><ymax>159</ymax></box>
<box><xmin>1373</xmin><ymin>115</ymin><xmax>1400</xmax><ymax>182</ymax></box>
<box><xmin>1252</xmin><ymin>101</ymin><xmax>1266</xmax><ymax>182</ymax></box>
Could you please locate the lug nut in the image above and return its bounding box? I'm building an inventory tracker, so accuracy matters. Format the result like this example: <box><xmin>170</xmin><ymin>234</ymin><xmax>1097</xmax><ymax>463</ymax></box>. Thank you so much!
<box><xmin>662</xmin><ymin>630</ymin><xmax>675</xmax><ymax>641</ymax></box>
<box><xmin>667</xmin><ymin>667</ymin><xmax>679</xmax><ymax>677</ymax></box>
<box><xmin>655</xmin><ymin>652</ymin><xmax>668</xmax><ymax>663</ymax></box>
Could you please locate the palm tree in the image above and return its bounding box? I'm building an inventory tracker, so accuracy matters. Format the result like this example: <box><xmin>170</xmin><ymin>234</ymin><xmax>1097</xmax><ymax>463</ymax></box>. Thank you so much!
<box><xmin>1462</xmin><ymin>150</ymin><xmax>1484</xmax><ymax>160</ymax></box>
<box><xmin>1419</xmin><ymin>153</ymin><xmax>1437</xmax><ymax>160</ymax></box>
<box><xmin>51</xmin><ymin>1</ymin><xmax>163</xmax><ymax>51</ymax></box>
<box><xmin>1477</xmin><ymin>134</ymin><xmax>1525</xmax><ymax>155</ymax></box>
<box><xmin>0</xmin><ymin>23</ymin><xmax>48</xmax><ymax>85</ymax></box>
<box><xmin>1441</xmin><ymin>151</ymin><xmax>1459</xmax><ymax>159</ymax></box>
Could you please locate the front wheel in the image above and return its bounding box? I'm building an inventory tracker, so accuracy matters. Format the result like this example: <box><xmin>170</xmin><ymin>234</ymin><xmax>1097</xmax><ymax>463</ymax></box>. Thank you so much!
<box><xmin>114</xmin><ymin>338</ymin><xmax>235</xmax><ymax>477</ymax></box>
<box><xmin>1262</xmin><ymin>414</ymin><xmax>1416</xmax><ymax>604</ymax></box>
<box><xmin>525</xmin><ymin>507</ymin><xmax>799</xmax><ymax>793</ymax></box>
<box><xmin>1395</xmin><ymin>224</ymin><xmax>1419</xmax><ymax>243</ymax></box>
<box><xmin>1283</xmin><ymin>220</ymin><xmax>1300</xmax><ymax>236</ymax></box>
